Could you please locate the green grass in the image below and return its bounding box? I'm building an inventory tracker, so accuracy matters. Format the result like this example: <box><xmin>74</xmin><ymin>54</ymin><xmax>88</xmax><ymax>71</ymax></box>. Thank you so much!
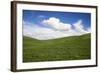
<box><xmin>23</xmin><ymin>34</ymin><xmax>91</xmax><ymax>62</ymax></box>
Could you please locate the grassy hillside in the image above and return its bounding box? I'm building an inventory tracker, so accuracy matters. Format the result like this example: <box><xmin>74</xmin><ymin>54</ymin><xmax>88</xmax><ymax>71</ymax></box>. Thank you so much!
<box><xmin>23</xmin><ymin>34</ymin><xmax>91</xmax><ymax>62</ymax></box>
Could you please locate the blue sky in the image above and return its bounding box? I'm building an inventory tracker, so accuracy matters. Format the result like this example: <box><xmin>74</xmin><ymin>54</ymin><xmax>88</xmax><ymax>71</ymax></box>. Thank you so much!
<box><xmin>23</xmin><ymin>10</ymin><xmax>91</xmax><ymax>40</ymax></box>
<box><xmin>23</xmin><ymin>10</ymin><xmax>91</xmax><ymax>29</ymax></box>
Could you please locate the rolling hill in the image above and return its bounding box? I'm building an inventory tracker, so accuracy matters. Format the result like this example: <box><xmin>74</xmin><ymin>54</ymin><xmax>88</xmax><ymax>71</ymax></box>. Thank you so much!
<box><xmin>23</xmin><ymin>34</ymin><xmax>91</xmax><ymax>62</ymax></box>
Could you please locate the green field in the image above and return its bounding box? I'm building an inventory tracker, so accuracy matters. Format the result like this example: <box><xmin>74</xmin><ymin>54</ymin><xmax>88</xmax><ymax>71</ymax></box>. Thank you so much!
<box><xmin>23</xmin><ymin>34</ymin><xmax>91</xmax><ymax>62</ymax></box>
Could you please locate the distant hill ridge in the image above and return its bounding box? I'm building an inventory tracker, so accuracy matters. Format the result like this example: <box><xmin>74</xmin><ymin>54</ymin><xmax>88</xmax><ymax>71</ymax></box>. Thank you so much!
<box><xmin>24</xmin><ymin>33</ymin><xmax>90</xmax><ymax>41</ymax></box>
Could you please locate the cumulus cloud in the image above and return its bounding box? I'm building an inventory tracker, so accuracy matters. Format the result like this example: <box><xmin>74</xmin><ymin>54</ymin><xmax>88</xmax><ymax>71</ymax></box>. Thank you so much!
<box><xmin>42</xmin><ymin>17</ymin><xmax>71</xmax><ymax>31</ymax></box>
<box><xmin>23</xmin><ymin>18</ymin><xmax>91</xmax><ymax>40</ymax></box>
<box><xmin>23</xmin><ymin>21</ymin><xmax>72</xmax><ymax>40</ymax></box>
<box><xmin>73</xmin><ymin>20</ymin><xmax>87</xmax><ymax>33</ymax></box>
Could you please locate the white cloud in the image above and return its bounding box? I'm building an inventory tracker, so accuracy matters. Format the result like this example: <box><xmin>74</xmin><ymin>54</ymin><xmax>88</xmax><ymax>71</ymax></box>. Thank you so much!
<box><xmin>23</xmin><ymin>21</ymin><xmax>72</xmax><ymax>40</ymax></box>
<box><xmin>23</xmin><ymin>18</ymin><xmax>91</xmax><ymax>40</ymax></box>
<box><xmin>73</xmin><ymin>20</ymin><xmax>87</xmax><ymax>33</ymax></box>
<box><xmin>42</xmin><ymin>17</ymin><xmax>71</xmax><ymax>31</ymax></box>
<box><xmin>38</xmin><ymin>15</ymin><xmax>45</xmax><ymax>18</ymax></box>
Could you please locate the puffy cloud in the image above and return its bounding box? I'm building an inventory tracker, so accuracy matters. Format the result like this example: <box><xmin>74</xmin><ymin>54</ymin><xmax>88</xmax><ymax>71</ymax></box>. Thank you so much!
<box><xmin>73</xmin><ymin>20</ymin><xmax>87</xmax><ymax>33</ymax></box>
<box><xmin>23</xmin><ymin>21</ymin><xmax>72</xmax><ymax>40</ymax></box>
<box><xmin>23</xmin><ymin>18</ymin><xmax>91</xmax><ymax>40</ymax></box>
<box><xmin>42</xmin><ymin>17</ymin><xmax>71</xmax><ymax>31</ymax></box>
